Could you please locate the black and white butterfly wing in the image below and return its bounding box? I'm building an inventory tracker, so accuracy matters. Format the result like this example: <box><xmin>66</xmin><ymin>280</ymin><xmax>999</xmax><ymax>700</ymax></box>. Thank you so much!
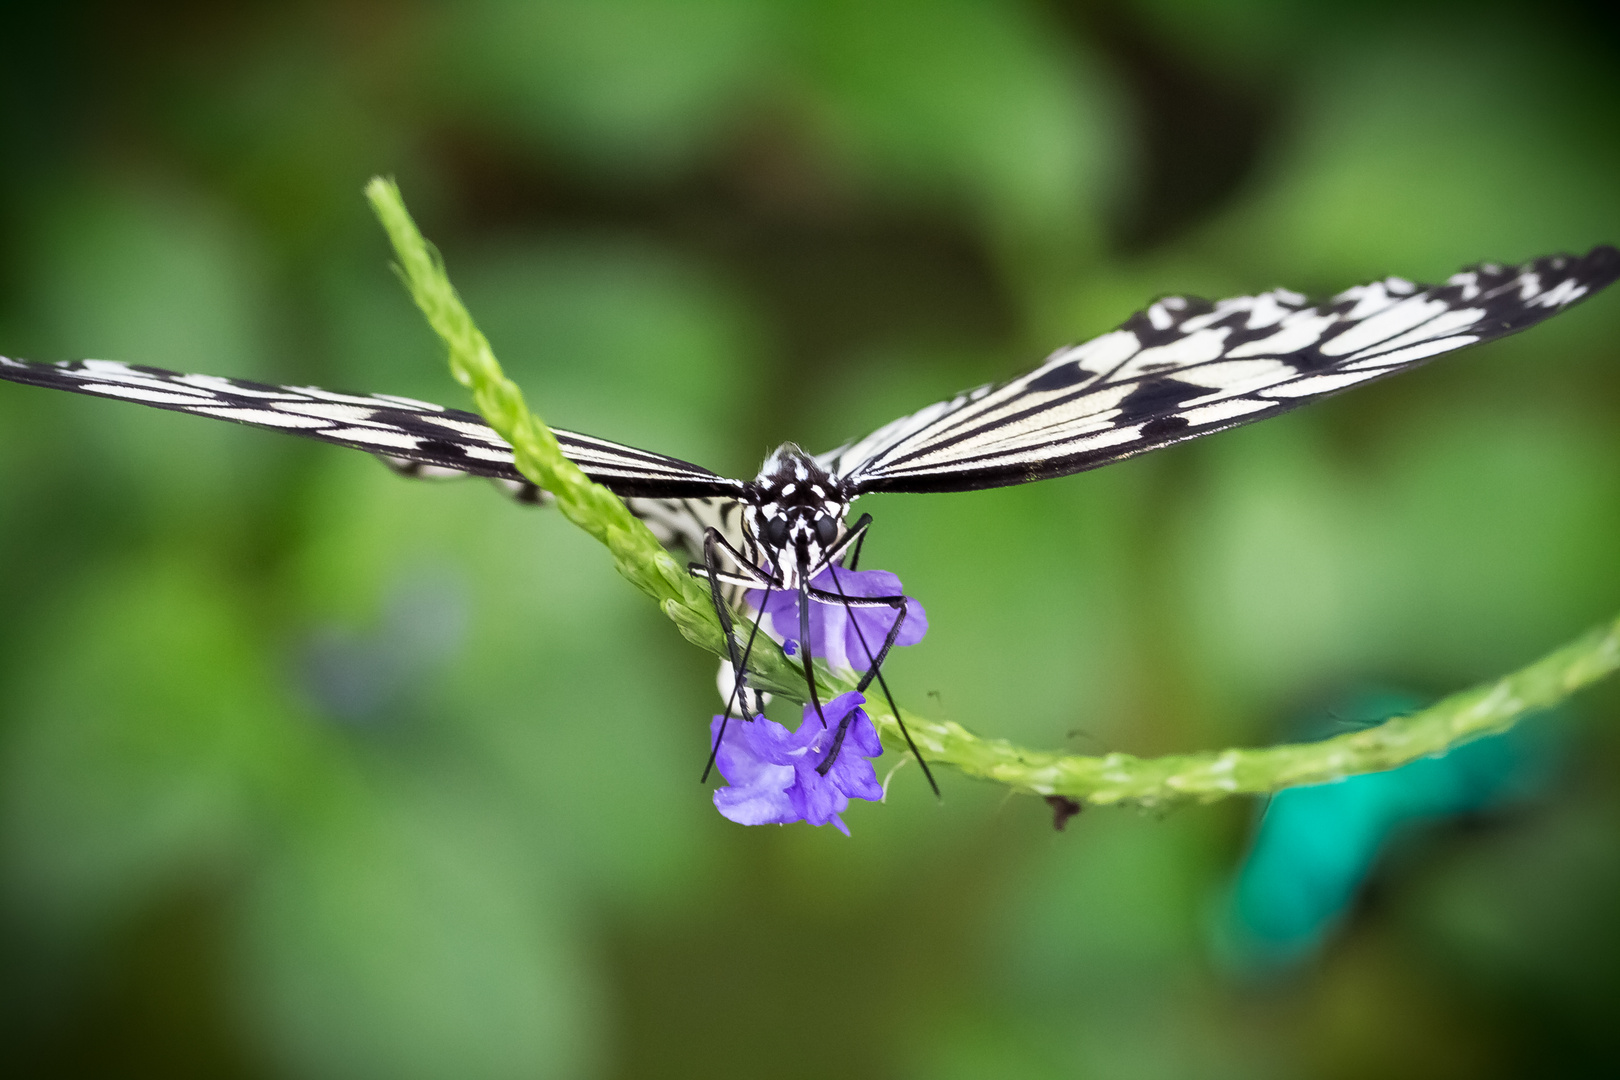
<box><xmin>0</xmin><ymin>356</ymin><xmax>744</xmax><ymax>501</ymax></box>
<box><xmin>820</xmin><ymin>246</ymin><xmax>1620</xmax><ymax>494</ymax></box>
<box><xmin>622</xmin><ymin>495</ymin><xmax>748</xmax><ymax>559</ymax></box>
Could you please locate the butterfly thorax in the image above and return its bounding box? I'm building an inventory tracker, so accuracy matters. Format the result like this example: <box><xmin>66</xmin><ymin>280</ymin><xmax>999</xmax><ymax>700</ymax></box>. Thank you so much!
<box><xmin>744</xmin><ymin>444</ymin><xmax>851</xmax><ymax>589</ymax></box>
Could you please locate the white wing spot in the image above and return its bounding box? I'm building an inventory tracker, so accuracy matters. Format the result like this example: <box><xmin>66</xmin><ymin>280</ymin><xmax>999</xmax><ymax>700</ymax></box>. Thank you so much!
<box><xmin>1177</xmin><ymin>398</ymin><xmax>1277</xmax><ymax>426</ymax></box>
<box><xmin>1261</xmin><ymin>370</ymin><xmax>1384</xmax><ymax>397</ymax></box>
<box><xmin>81</xmin><ymin>382</ymin><xmax>215</xmax><ymax>405</ymax></box>
<box><xmin>173</xmin><ymin>374</ymin><xmax>288</xmax><ymax>398</ymax></box>
<box><xmin>1225</xmin><ymin>312</ymin><xmax>1337</xmax><ymax>358</ymax></box>
<box><xmin>1344</xmin><ymin>335</ymin><xmax>1480</xmax><ymax>370</ymax></box>
<box><xmin>80</xmin><ymin>359</ymin><xmax>143</xmax><ymax>376</ymax></box>
<box><xmin>372</xmin><ymin>393</ymin><xmax>446</xmax><ymax>412</ymax></box>
<box><xmin>1447</xmin><ymin>271</ymin><xmax>1481</xmax><ymax>300</ymax></box>
<box><xmin>1052</xmin><ymin>424</ymin><xmax>1143</xmax><ymax>456</ymax></box>
<box><xmin>192</xmin><ymin>407</ymin><xmax>331</xmax><ymax>428</ymax></box>
<box><xmin>1346</xmin><ymin>307</ymin><xmax>1483</xmax><ymax>359</ymax></box>
<box><xmin>1116</xmin><ymin>328</ymin><xmax>1230</xmax><ymax>379</ymax></box>
<box><xmin>1335</xmin><ymin>283</ymin><xmax>1402</xmax><ymax>321</ymax></box>
<box><xmin>288</xmin><ymin>385</ymin><xmax>412</xmax><ymax>409</ymax></box>
<box><xmin>320</xmin><ymin>426</ymin><xmax>421</xmax><ymax>449</ymax></box>
<box><xmin>418</xmin><ymin>415</ymin><xmax>509</xmax><ymax>444</ymax></box>
<box><xmin>271</xmin><ymin>401</ymin><xmax>389</xmax><ymax>424</ymax></box>
<box><xmin>1529</xmin><ymin>277</ymin><xmax>1586</xmax><ymax>308</ymax></box>
<box><xmin>1054</xmin><ymin>330</ymin><xmax>1141</xmax><ymax>375</ymax></box>
<box><xmin>1173</xmin><ymin>358</ymin><xmax>1295</xmax><ymax>392</ymax></box>
<box><xmin>462</xmin><ymin>445</ymin><xmax>516</xmax><ymax>463</ymax></box>
<box><xmin>1319</xmin><ymin>296</ymin><xmax>1450</xmax><ymax>358</ymax></box>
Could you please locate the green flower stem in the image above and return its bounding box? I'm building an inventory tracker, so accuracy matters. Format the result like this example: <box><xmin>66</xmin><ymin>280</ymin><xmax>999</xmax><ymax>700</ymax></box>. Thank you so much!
<box><xmin>884</xmin><ymin>616</ymin><xmax>1620</xmax><ymax>806</ymax></box>
<box><xmin>366</xmin><ymin>177</ymin><xmax>1620</xmax><ymax>809</ymax></box>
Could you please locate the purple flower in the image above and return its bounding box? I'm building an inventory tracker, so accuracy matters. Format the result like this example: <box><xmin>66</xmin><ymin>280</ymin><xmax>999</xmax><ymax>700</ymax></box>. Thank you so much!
<box><xmin>749</xmin><ymin>566</ymin><xmax>927</xmax><ymax>673</ymax></box>
<box><xmin>711</xmin><ymin>692</ymin><xmax>884</xmax><ymax>835</ymax></box>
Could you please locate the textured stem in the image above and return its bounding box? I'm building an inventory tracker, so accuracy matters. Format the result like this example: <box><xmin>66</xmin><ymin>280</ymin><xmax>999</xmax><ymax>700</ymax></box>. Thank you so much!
<box><xmin>869</xmin><ymin>617</ymin><xmax>1620</xmax><ymax>806</ymax></box>
<box><xmin>366</xmin><ymin>177</ymin><xmax>1620</xmax><ymax>809</ymax></box>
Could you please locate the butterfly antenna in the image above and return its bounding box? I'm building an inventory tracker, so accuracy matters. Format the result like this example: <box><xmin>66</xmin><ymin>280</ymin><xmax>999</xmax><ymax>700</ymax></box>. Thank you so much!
<box><xmin>826</xmin><ymin>566</ymin><xmax>940</xmax><ymax>799</ymax></box>
<box><xmin>702</xmin><ymin>579</ymin><xmax>775</xmax><ymax>783</ymax></box>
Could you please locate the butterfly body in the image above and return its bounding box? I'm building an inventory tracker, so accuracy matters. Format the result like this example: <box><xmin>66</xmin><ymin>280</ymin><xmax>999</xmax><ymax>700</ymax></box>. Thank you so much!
<box><xmin>742</xmin><ymin>445</ymin><xmax>852</xmax><ymax>591</ymax></box>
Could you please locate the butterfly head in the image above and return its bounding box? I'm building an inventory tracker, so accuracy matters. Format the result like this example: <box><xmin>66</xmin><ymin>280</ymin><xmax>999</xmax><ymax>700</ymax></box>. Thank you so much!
<box><xmin>747</xmin><ymin>445</ymin><xmax>849</xmax><ymax>588</ymax></box>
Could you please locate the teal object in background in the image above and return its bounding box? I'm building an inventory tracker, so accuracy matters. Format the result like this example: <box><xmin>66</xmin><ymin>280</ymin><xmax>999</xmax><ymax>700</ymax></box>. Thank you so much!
<box><xmin>1216</xmin><ymin>692</ymin><xmax>1561</xmax><ymax>974</ymax></box>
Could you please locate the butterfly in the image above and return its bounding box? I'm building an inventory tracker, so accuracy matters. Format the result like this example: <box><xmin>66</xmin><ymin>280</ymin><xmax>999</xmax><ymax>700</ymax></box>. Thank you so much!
<box><xmin>5</xmin><ymin>246</ymin><xmax>1617</xmax><ymax>789</ymax></box>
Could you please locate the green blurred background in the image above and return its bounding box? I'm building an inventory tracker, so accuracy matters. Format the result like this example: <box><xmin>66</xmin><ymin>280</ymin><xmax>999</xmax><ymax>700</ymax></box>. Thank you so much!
<box><xmin>2</xmin><ymin>1</ymin><xmax>1619</xmax><ymax>1077</ymax></box>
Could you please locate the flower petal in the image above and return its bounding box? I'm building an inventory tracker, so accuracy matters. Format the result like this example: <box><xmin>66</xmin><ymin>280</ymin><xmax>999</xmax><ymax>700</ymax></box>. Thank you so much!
<box><xmin>749</xmin><ymin>566</ymin><xmax>927</xmax><ymax>674</ymax></box>
<box><xmin>844</xmin><ymin>710</ymin><xmax>884</xmax><ymax>760</ymax></box>
<box><xmin>711</xmin><ymin>714</ymin><xmax>795</xmax><ymax>784</ymax></box>
<box><xmin>821</xmin><ymin>722</ymin><xmax>884</xmax><ymax>803</ymax></box>
<box><xmin>713</xmin><ymin>764</ymin><xmax>799</xmax><ymax>825</ymax></box>
<box><xmin>792</xmin><ymin>761</ymin><xmax>851</xmax><ymax>827</ymax></box>
<box><xmin>708</xmin><ymin>648</ymin><xmax>896</xmax><ymax>834</ymax></box>
<box><xmin>821</xmin><ymin>691</ymin><xmax>866</xmax><ymax>726</ymax></box>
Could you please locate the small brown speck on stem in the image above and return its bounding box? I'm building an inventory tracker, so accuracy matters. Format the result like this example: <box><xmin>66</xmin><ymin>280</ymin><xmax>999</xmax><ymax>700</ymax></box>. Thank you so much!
<box><xmin>1046</xmin><ymin>796</ymin><xmax>1083</xmax><ymax>831</ymax></box>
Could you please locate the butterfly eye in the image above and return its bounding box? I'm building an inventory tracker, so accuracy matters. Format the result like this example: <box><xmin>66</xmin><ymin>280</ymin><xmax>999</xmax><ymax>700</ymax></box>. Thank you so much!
<box><xmin>763</xmin><ymin>516</ymin><xmax>789</xmax><ymax>547</ymax></box>
<box><xmin>815</xmin><ymin>516</ymin><xmax>837</xmax><ymax>547</ymax></box>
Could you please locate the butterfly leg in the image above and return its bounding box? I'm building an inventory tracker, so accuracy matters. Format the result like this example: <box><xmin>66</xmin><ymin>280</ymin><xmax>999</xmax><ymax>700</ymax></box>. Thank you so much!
<box><xmin>697</xmin><ymin>529</ymin><xmax>777</xmax><ymax>781</ymax></box>
<box><xmin>797</xmin><ymin>568</ymin><xmax>828</xmax><ymax>729</ymax></box>
<box><xmin>806</xmin><ymin>571</ymin><xmax>908</xmax><ymax>694</ymax></box>
<box><xmin>806</xmin><ymin>570</ymin><xmax>939</xmax><ymax>796</ymax></box>
<box><xmin>689</xmin><ymin>526</ymin><xmax>774</xmax><ymax>720</ymax></box>
<box><xmin>699</xmin><ymin>528</ymin><xmax>756</xmax><ymax>676</ymax></box>
<box><xmin>842</xmin><ymin>514</ymin><xmax>873</xmax><ymax>570</ymax></box>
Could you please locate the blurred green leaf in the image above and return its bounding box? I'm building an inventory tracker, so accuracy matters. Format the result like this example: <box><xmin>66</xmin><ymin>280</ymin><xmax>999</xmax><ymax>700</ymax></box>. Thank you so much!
<box><xmin>793</xmin><ymin>0</ymin><xmax>1123</xmax><ymax>240</ymax></box>
<box><xmin>442</xmin><ymin>0</ymin><xmax>776</xmax><ymax>177</ymax></box>
<box><xmin>166</xmin><ymin>36</ymin><xmax>404</xmax><ymax>253</ymax></box>
<box><xmin>1402</xmin><ymin>787</ymin><xmax>1620</xmax><ymax>1047</ymax></box>
<box><xmin>286</xmin><ymin>456</ymin><xmax>715</xmax><ymax>910</ymax></box>
<box><xmin>1204</xmin><ymin>29</ymin><xmax>1620</xmax><ymax>282</ymax></box>
<box><xmin>20</xmin><ymin>180</ymin><xmax>279</xmax><ymax>529</ymax></box>
<box><xmin>455</xmin><ymin>238</ymin><xmax>758</xmax><ymax>475</ymax></box>
<box><xmin>1</xmin><ymin>557</ymin><xmax>306</xmax><ymax>940</ymax></box>
<box><xmin>1002</xmin><ymin>811</ymin><xmax>1215</xmax><ymax>986</ymax></box>
<box><xmin>1175</xmin><ymin>399</ymin><xmax>1620</xmax><ymax>735</ymax></box>
<box><xmin>27</xmin><ymin>181</ymin><xmax>269</xmax><ymax>376</ymax></box>
<box><xmin>1125</xmin><ymin>0</ymin><xmax>1320</xmax><ymax>77</ymax></box>
<box><xmin>234</xmin><ymin>767</ymin><xmax>599</xmax><ymax>1080</ymax></box>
